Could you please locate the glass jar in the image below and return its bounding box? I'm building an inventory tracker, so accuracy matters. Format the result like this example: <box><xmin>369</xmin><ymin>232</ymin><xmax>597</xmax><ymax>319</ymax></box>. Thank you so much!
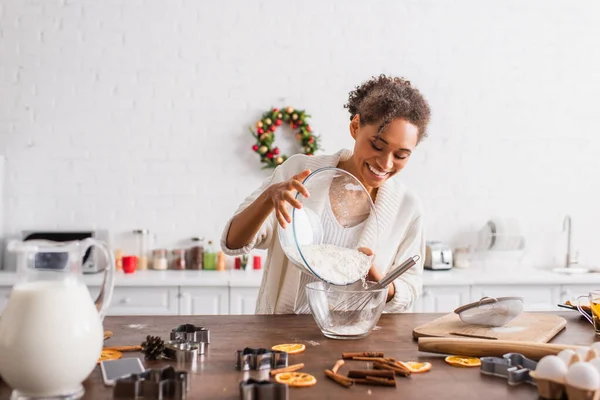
<box><xmin>171</xmin><ymin>249</ymin><xmax>186</xmax><ymax>270</ymax></box>
<box><xmin>203</xmin><ymin>240</ymin><xmax>217</xmax><ymax>270</ymax></box>
<box><xmin>187</xmin><ymin>237</ymin><xmax>204</xmax><ymax>270</ymax></box>
<box><xmin>132</xmin><ymin>229</ymin><xmax>151</xmax><ymax>270</ymax></box>
<box><xmin>152</xmin><ymin>249</ymin><xmax>168</xmax><ymax>270</ymax></box>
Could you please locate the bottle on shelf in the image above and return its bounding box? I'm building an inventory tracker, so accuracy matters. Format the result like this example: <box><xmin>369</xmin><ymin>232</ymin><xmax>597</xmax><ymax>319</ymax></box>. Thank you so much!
<box><xmin>203</xmin><ymin>240</ymin><xmax>217</xmax><ymax>270</ymax></box>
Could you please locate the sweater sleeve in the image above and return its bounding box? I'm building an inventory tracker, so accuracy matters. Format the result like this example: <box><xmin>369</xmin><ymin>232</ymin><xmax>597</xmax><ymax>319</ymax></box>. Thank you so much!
<box><xmin>383</xmin><ymin>215</ymin><xmax>425</xmax><ymax>313</ymax></box>
<box><xmin>220</xmin><ymin>156</ymin><xmax>303</xmax><ymax>256</ymax></box>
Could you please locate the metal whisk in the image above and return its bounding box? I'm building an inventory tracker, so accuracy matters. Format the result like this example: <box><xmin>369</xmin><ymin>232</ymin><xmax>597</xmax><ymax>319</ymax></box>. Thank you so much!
<box><xmin>331</xmin><ymin>255</ymin><xmax>421</xmax><ymax>313</ymax></box>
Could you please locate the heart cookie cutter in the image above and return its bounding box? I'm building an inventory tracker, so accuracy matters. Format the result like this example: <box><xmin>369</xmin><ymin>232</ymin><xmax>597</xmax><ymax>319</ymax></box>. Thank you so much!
<box><xmin>239</xmin><ymin>379</ymin><xmax>289</xmax><ymax>400</ymax></box>
<box><xmin>480</xmin><ymin>352</ymin><xmax>538</xmax><ymax>386</ymax></box>
<box><xmin>113</xmin><ymin>365</ymin><xmax>189</xmax><ymax>400</ymax></box>
<box><xmin>235</xmin><ymin>347</ymin><xmax>288</xmax><ymax>371</ymax></box>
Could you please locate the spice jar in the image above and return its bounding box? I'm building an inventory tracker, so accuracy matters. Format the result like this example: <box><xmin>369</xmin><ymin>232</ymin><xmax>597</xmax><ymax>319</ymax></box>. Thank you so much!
<box><xmin>152</xmin><ymin>249</ymin><xmax>168</xmax><ymax>270</ymax></box>
<box><xmin>187</xmin><ymin>237</ymin><xmax>204</xmax><ymax>270</ymax></box>
<box><xmin>171</xmin><ymin>249</ymin><xmax>187</xmax><ymax>270</ymax></box>
<box><xmin>133</xmin><ymin>229</ymin><xmax>151</xmax><ymax>270</ymax></box>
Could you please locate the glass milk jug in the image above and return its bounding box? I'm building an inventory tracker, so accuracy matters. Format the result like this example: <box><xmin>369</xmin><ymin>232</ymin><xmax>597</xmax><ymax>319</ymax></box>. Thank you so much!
<box><xmin>0</xmin><ymin>239</ymin><xmax>115</xmax><ymax>400</ymax></box>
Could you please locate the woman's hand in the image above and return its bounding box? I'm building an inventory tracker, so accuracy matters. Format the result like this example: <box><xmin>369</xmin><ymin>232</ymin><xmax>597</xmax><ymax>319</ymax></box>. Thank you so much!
<box><xmin>266</xmin><ymin>169</ymin><xmax>311</xmax><ymax>228</ymax></box>
<box><xmin>358</xmin><ymin>247</ymin><xmax>395</xmax><ymax>302</ymax></box>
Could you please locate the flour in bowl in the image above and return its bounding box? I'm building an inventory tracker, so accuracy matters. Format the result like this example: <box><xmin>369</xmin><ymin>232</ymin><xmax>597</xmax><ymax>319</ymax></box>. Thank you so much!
<box><xmin>285</xmin><ymin>243</ymin><xmax>371</xmax><ymax>285</ymax></box>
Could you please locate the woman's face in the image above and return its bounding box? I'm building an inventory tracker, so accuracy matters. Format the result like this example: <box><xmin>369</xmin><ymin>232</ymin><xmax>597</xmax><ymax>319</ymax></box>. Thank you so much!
<box><xmin>350</xmin><ymin>115</ymin><xmax>419</xmax><ymax>190</ymax></box>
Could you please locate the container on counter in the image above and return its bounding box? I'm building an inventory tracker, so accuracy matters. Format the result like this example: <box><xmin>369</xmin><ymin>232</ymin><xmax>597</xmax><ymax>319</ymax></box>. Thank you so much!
<box><xmin>187</xmin><ymin>237</ymin><xmax>204</xmax><ymax>270</ymax></box>
<box><xmin>253</xmin><ymin>255</ymin><xmax>262</xmax><ymax>270</ymax></box>
<box><xmin>453</xmin><ymin>247</ymin><xmax>471</xmax><ymax>269</ymax></box>
<box><xmin>171</xmin><ymin>249</ymin><xmax>187</xmax><ymax>270</ymax></box>
<box><xmin>152</xmin><ymin>249</ymin><xmax>168</xmax><ymax>270</ymax></box>
<box><xmin>122</xmin><ymin>255</ymin><xmax>137</xmax><ymax>274</ymax></box>
<box><xmin>203</xmin><ymin>240</ymin><xmax>217</xmax><ymax>270</ymax></box>
<box><xmin>133</xmin><ymin>229</ymin><xmax>151</xmax><ymax>270</ymax></box>
<box><xmin>216</xmin><ymin>251</ymin><xmax>226</xmax><ymax>271</ymax></box>
<box><xmin>115</xmin><ymin>249</ymin><xmax>123</xmax><ymax>271</ymax></box>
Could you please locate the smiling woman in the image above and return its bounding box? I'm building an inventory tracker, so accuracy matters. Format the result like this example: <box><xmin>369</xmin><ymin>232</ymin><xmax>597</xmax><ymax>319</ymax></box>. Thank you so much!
<box><xmin>221</xmin><ymin>74</ymin><xmax>432</xmax><ymax>315</ymax></box>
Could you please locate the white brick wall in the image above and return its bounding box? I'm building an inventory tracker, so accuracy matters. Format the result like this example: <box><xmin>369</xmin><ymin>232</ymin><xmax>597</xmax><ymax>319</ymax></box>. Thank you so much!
<box><xmin>1</xmin><ymin>0</ymin><xmax>599</xmax><ymax>268</ymax></box>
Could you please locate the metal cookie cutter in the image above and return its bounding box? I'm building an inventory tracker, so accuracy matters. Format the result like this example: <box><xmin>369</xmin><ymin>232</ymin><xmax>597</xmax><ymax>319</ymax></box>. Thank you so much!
<box><xmin>239</xmin><ymin>379</ymin><xmax>289</xmax><ymax>400</ymax></box>
<box><xmin>235</xmin><ymin>347</ymin><xmax>288</xmax><ymax>371</ymax></box>
<box><xmin>113</xmin><ymin>366</ymin><xmax>189</xmax><ymax>400</ymax></box>
<box><xmin>164</xmin><ymin>340</ymin><xmax>200</xmax><ymax>364</ymax></box>
<box><xmin>480</xmin><ymin>352</ymin><xmax>538</xmax><ymax>386</ymax></box>
<box><xmin>170</xmin><ymin>324</ymin><xmax>210</xmax><ymax>345</ymax></box>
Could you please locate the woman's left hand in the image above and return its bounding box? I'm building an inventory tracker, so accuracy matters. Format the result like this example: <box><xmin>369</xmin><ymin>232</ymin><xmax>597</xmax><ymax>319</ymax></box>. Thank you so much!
<box><xmin>358</xmin><ymin>247</ymin><xmax>395</xmax><ymax>302</ymax></box>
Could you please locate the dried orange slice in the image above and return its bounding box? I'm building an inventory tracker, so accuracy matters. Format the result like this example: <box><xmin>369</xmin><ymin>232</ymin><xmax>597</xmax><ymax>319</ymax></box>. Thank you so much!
<box><xmin>274</xmin><ymin>372</ymin><xmax>317</xmax><ymax>387</ymax></box>
<box><xmin>98</xmin><ymin>349</ymin><xmax>122</xmax><ymax>363</ymax></box>
<box><xmin>444</xmin><ymin>355</ymin><xmax>481</xmax><ymax>367</ymax></box>
<box><xmin>272</xmin><ymin>343</ymin><xmax>306</xmax><ymax>354</ymax></box>
<box><xmin>398</xmin><ymin>361</ymin><xmax>432</xmax><ymax>373</ymax></box>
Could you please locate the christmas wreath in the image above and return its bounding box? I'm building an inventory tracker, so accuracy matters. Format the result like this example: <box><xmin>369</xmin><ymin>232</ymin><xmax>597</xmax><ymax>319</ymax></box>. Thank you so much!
<box><xmin>249</xmin><ymin>107</ymin><xmax>320</xmax><ymax>169</ymax></box>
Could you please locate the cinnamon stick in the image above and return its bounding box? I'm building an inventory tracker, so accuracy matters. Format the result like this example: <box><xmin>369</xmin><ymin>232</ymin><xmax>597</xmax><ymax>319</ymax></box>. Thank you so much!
<box><xmin>324</xmin><ymin>369</ymin><xmax>353</xmax><ymax>388</ymax></box>
<box><xmin>347</xmin><ymin>370</ymin><xmax>395</xmax><ymax>379</ymax></box>
<box><xmin>342</xmin><ymin>352</ymin><xmax>384</xmax><ymax>359</ymax></box>
<box><xmin>373</xmin><ymin>362</ymin><xmax>411</xmax><ymax>377</ymax></box>
<box><xmin>352</xmin><ymin>377</ymin><xmax>396</xmax><ymax>387</ymax></box>
<box><xmin>332</xmin><ymin>359</ymin><xmax>345</xmax><ymax>374</ymax></box>
<box><xmin>351</xmin><ymin>356</ymin><xmax>389</xmax><ymax>363</ymax></box>
<box><xmin>270</xmin><ymin>363</ymin><xmax>305</xmax><ymax>376</ymax></box>
<box><xmin>104</xmin><ymin>331</ymin><xmax>113</xmax><ymax>340</ymax></box>
<box><xmin>103</xmin><ymin>345</ymin><xmax>142</xmax><ymax>352</ymax></box>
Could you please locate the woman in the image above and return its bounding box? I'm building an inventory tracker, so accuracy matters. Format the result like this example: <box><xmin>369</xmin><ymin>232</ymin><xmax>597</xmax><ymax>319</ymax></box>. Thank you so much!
<box><xmin>221</xmin><ymin>75</ymin><xmax>431</xmax><ymax>314</ymax></box>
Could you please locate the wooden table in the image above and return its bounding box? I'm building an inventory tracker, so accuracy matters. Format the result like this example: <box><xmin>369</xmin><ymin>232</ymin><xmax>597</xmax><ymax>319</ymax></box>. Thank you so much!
<box><xmin>0</xmin><ymin>312</ymin><xmax>596</xmax><ymax>399</ymax></box>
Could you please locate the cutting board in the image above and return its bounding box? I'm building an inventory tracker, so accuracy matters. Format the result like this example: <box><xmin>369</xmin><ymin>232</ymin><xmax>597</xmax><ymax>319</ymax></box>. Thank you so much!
<box><xmin>413</xmin><ymin>312</ymin><xmax>567</xmax><ymax>343</ymax></box>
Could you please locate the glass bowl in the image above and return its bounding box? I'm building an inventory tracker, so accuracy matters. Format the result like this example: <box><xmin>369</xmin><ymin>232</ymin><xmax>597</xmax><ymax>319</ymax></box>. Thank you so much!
<box><xmin>305</xmin><ymin>281</ymin><xmax>387</xmax><ymax>340</ymax></box>
<box><xmin>278</xmin><ymin>167</ymin><xmax>379</xmax><ymax>286</ymax></box>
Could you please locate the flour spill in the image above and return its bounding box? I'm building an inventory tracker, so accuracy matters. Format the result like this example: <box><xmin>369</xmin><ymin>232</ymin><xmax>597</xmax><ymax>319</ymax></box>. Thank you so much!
<box><xmin>127</xmin><ymin>324</ymin><xmax>147</xmax><ymax>329</ymax></box>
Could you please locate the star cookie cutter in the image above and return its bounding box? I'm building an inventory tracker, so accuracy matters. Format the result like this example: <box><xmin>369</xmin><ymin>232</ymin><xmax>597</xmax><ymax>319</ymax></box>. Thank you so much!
<box><xmin>239</xmin><ymin>379</ymin><xmax>289</xmax><ymax>400</ymax></box>
<box><xmin>170</xmin><ymin>324</ymin><xmax>210</xmax><ymax>345</ymax></box>
<box><xmin>480</xmin><ymin>352</ymin><xmax>538</xmax><ymax>386</ymax></box>
<box><xmin>235</xmin><ymin>347</ymin><xmax>288</xmax><ymax>371</ymax></box>
<box><xmin>113</xmin><ymin>365</ymin><xmax>189</xmax><ymax>400</ymax></box>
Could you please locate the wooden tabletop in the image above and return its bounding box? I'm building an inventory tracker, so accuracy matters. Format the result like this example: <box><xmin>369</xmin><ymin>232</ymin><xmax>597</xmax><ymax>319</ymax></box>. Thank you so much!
<box><xmin>0</xmin><ymin>312</ymin><xmax>596</xmax><ymax>399</ymax></box>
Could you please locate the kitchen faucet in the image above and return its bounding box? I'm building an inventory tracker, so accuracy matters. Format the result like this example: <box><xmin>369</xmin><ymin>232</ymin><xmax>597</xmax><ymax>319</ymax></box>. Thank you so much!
<box><xmin>563</xmin><ymin>215</ymin><xmax>578</xmax><ymax>268</ymax></box>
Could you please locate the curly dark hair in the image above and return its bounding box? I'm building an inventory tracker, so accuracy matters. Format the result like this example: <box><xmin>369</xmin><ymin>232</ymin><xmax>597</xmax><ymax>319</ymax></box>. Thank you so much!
<box><xmin>344</xmin><ymin>74</ymin><xmax>431</xmax><ymax>143</ymax></box>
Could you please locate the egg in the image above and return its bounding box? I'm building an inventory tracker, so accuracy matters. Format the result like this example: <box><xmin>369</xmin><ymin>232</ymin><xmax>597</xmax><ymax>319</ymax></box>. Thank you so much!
<box><xmin>589</xmin><ymin>358</ymin><xmax>600</xmax><ymax>375</ymax></box>
<box><xmin>558</xmin><ymin>349</ymin><xmax>579</xmax><ymax>366</ymax></box>
<box><xmin>535</xmin><ymin>355</ymin><xmax>568</xmax><ymax>382</ymax></box>
<box><xmin>576</xmin><ymin>347</ymin><xmax>593</xmax><ymax>362</ymax></box>
<box><xmin>590</xmin><ymin>342</ymin><xmax>600</xmax><ymax>359</ymax></box>
<box><xmin>566</xmin><ymin>362</ymin><xmax>600</xmax><ymax>390</ymax></box>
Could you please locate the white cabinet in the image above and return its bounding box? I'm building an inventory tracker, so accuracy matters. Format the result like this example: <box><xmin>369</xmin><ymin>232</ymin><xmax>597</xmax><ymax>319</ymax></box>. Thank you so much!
<box><xmin>471</xmin><ymin>285</ymin><xmax>561</xmax><ymax>312</ymax></box>
<box><xmin>559</xmin><ymin>285</ymin><xmax>600</xmax><ymax>305</ymax></box>
<box><xmin>229</xmin><ymin>287</ymin><xmax>259</xmax><ymax>315</ymax></box>
<box><xmin>412</xmin><ymin>286</ymin><xmax>470</xmax><ymax>313</ymax></box>
<box><xmin>100</xmin><ymin>287</ymin><xmax>179</xmax><ymax>316</ymax></box>
<box><xmin>179</xmin><ymin>287</ymin><xmax>229</xmax><ymax>315</ymax></box>
<box><xmin>0</xmin><ymin>287</ymin><xmax>11</xmax><ymax>313</ymax></box>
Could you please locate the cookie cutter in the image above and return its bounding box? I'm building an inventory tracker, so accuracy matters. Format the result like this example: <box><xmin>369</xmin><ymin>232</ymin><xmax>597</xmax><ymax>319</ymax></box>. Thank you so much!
<box><xmin>239</xmin><ymin>379</ymin><xmax>288</xmax><ymax>400</ymax></box>
<box><xmin>235</xmin><ymin>347</ymin><xmax>288</xmax><ymax>371</ymax></box>
<box><xmin>113</xmin><ymin>365</ymin><xmax>189</xmax><ymax>400</ymax></box>
<box><xmin>164</xmin><ymin>340</ymin><xmax>201</xmax><ymax>364</ymax></box>
<box><xmin>480</xmin><ymin>352</ymin><xmax>538</xmax><ymax>386</ymax></box>
<box><xmin>170</xmin><ymin>324</ymin><xmax>210</xmax><ymax>345</ymax></box>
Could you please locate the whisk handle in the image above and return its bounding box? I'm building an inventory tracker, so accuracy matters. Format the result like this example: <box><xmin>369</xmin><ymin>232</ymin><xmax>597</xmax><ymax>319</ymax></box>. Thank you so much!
<box><xmin>377</xmin><ymin>255</ymin><xmax>420</xmax><ymax>288</ymax></box>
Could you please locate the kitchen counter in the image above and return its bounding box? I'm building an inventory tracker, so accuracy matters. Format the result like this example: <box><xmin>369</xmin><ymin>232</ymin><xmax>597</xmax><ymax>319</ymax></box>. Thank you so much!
<box><xmin>0</xmin><ymin>312</ymin><xmax>591</xmax><ymax>399</ymax></box>
<box><xmin>0</xmin><ymin>267</ymin><xmax>598</xmax><ymax>287</ymax></box>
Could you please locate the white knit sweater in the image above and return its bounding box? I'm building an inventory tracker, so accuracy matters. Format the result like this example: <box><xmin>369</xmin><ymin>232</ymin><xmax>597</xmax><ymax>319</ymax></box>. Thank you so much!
<box><xmin>221</xmin><ymin>149</ymin><xmax>425</xmax><ymax>314</ymax></box>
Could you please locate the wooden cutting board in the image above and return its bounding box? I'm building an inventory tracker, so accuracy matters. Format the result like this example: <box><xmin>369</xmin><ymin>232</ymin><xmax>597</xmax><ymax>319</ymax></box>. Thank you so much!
<box><xmin>413</xmin><ymin>312</ymin><xmax>567</xmax><ymax>343</ymax></box>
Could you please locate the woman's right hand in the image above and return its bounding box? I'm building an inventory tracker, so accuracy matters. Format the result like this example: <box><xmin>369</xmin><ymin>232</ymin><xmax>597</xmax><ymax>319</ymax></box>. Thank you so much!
<box><xmin>266</xmin><ymin>169</ymin><xmax>311</xmax><ymax>228</ymax></box>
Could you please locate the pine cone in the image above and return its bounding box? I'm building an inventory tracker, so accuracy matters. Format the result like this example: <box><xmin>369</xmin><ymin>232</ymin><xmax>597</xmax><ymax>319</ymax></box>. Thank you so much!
<box><xmin>141</xmin><ymin>335</ymin><xmax>165</xmax><ymax>360</ymax></box>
